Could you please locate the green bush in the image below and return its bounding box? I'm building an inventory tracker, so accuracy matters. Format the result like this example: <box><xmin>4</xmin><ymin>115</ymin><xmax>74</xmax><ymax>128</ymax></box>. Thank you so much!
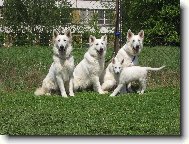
<box><xmin>121</xmin><ymin>0</ymin><xmax>180</xmax><ymax>46</ymax></box>
<box><xmin>2</xmin><ymin>0</ymin><xmax>72</xmax><ymax>46</ymax></box>
<box><xmin>0</xmin><ymin>32</ymin><xmax>4</xmax><ymax>47</ymax></box>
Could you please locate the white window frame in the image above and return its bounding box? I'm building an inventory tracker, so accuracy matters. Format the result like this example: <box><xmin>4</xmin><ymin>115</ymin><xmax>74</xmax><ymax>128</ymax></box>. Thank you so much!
<box><xmin>98</xmin><ymin>10</ymin><xmax>111</xmax><ymax>26</ymax></box>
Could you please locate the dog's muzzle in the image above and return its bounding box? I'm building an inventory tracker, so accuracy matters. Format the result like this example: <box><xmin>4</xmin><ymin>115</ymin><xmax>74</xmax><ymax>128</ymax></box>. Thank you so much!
<box><xmin>59</xmin><ymin>46</ymin><xmax>65</xmax><ymax>52</ymax></box>
<box><xmin>133</xmin><ymin>45</ymin><xmax>140</xmax><ymax>53</ymax></box>
<box><xmin>115</xmin><ymin>72</ymin><xmax>120</xmax><ymax>75</ymax></box>
<box><xmin>97</xmin><ymin>48</ymin><xmax>104</xmax><ymax>55</ymax></box>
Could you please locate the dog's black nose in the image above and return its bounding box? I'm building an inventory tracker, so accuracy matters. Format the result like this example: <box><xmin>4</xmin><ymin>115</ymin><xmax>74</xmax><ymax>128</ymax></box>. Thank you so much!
<box><xmin>100</xmin><ymin>48</ymin><xmax>103</xmax><ymax>51</ymax></box>
<box><xmin>59</xmin><ymin>46</ymin><xmax>65</xmax><ymax>51</ymax></box>
<box><xmin>136</xmin><ymin>45</ymin><xmax>139</xmax><ymax>50</ymax></box>
<box><xmin>60</xmin><ymin>46</ymin><xmax>64</xmax><ymax>49</ymax></box>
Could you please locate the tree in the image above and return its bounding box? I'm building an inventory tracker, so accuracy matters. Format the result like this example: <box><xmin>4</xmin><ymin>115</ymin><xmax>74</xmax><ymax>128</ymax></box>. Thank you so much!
<box><xmin>121</xmin><ymin>0</ymin><xmax>180</xmax><ymax>46</ymax></box>
<box><xmin>2</xmin><ymin>0</ymin><xmax>72</xmax><ymax>46</ymax></box>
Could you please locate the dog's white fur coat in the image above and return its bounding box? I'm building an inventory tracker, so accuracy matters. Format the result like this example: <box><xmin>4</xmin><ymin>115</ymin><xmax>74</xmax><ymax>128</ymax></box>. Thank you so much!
<box><xmin>110</xmin><ymin>58</ymin><xmax>165</xmax><ymax>96</ymax></box>
<box><xmin>34</xmin><ymin>30</ymin><xmax>74</xmax><ymax>97</ymax></box>
<box><xmin>73</xmin><ymin>35</ymin><xmax>107</xmax><ymax>94</ymax></box>
<box><xmin>102</xmin><ymin>29</ymin><xmax>144</xmax><ymax>91</ymax></box>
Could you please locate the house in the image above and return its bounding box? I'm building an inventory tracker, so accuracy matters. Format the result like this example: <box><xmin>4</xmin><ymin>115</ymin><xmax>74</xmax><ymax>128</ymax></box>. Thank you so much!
<box><xmin>0</xmin><ymin>0</ymin><xmax>116</xmax><ymax>47</ymax></box>
<box><xmin>56</xmin><ymin>0</ymin><xmax>116</xmax><ymax>34</ymax></box>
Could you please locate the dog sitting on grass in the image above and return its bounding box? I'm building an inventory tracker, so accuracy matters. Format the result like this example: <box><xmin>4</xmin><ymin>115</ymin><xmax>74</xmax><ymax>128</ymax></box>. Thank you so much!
<box><xmin>73</xmin><ymin>35</ymin><xmax>108</xmax><ymax>94</ymax></box>
<box><xmin>34</xmin><ymin>29</ymin><xmax>74</xmax><ymax>97</ymax></box>
<box><xmin>102</xmin><ymin>29</ymin><xmax>144</xmax><ymax>92</ymax></box>
<box><xmin>109</xmin><ymin>58</ymin><xmax>165</xmax><ymax>96</ymax></box>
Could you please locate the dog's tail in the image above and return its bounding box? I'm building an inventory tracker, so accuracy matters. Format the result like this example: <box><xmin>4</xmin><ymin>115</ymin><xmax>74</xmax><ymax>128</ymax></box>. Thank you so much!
<box><xmin>145</xmin><ymin>66</ymin><xmax>165</xmax><ymax>71</ymax></box>
<box><xmin>34</xmin><ymin>87</ymin><xmax>46</xmax><ymax>96</ymax></box>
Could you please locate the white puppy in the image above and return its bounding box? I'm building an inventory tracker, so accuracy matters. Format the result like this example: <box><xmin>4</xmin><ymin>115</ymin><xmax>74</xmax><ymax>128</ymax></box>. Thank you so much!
<box><xmin>34</xmin><ymin>29</ymin><xmax>74</xmax><ymax>97</ymax></box>
<box><xmin>102</xmin><ymin>29</ymin><xmax>144</xmax><ymax>91</ymax></box>
<box><xmin>73</xmin><ymin>35</ymin><xmax>107</xmax><ymax>94</ymax></box>
<box><xmin>110</xmin><ymin>58</ymin><xmax>165</xmax><ymax>96</ymax></box>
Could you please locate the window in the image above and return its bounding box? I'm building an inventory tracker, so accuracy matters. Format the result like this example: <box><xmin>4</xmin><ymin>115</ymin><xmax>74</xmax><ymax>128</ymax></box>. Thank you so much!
<box><xmin>80</xmin><ymin>9</ymin><xmax>95</xmax><ymax>24</ymax></box>
<box><xmin>98</xmin><ymin>10</ymin><xmax>112</xmax><ymax>26</ymax></box>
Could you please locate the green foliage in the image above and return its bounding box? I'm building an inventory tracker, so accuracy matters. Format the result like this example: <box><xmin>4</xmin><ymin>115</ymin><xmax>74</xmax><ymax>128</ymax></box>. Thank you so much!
<box><xmin>0</xmin><ymin>32</ymin><xmax>4</xmax><ymax>47</ymax></box>
<box><xmin>2</xmin><ymin>0</ymin><xmax>72</xmax><ymax>46</ymax></box>
<box><xmin>121</xmin><ymin>0</ymin><xmax>180</xmax><ymax>46</ymax></box>
<box><xmin>0</xmin><ymin>87</ymin><xmax>180</xmax><ymax>135</ymax></box>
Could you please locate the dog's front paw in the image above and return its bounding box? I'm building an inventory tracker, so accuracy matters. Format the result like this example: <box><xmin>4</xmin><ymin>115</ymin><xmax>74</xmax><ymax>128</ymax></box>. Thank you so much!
<box><xmin>110</xmin><ymin>94</ymin><xmax>116</xmax><ymax>97</ymax></box>
<box><xmin>99</xmin><ymin>90</ymin><xmax>108</xmax><ymax>94</ymax></box>
<box><xmin>138</xmin><ymin>91</ymin><xmax>144</xmax><ymax>95</ymax></box>
<box><xmin>69</xmin><ymin>93</ymin><xmax>75</xmax><ymax>97</ymax></box>
<box><xmin>61</xmin><ymin>92</ymin><xmax>68</xmax><ymax>98</ymax></box>
<box><xmin>45</xmin><ymin>93</ymin><xmax>51</xmax><ymax>96</ymax></box>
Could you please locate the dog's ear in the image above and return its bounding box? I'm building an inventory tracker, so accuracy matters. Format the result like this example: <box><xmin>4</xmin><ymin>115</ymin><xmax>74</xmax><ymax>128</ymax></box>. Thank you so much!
<box><xmin>121</xmin><ymin>59</ymin><xmax>124</xmax><ymax>65</ymax></box>
<box><xmin>101</xmin><ymin>34</ymin><xmax>107</xmax><ymax>43</ymax></box>
<box><xmin>127</xmin><ymin>29</ymin><xmax>133</xmax><ymax>40</ymax></box>
<box><xmin>65</xmin><ymin>29</ymin><xmax>72</xmax><ymax>38</ymax></box>
<box><xmin>138</xmin><ymin>30</ymin><xmax>144</xmax><ymax>39</ymax></box>
<box><xmin>89</xmin><ymin>35</ymin><xmax>96</xmax><ymax>44</ymax></box>
<box><xmin>53</xmin><ymin>30</ymin><xmax>59</xmax><ymax>38</ymax></box>
<box><xmin>112</xmin><ymin>58</ymin><xmax>115</xmax><ymax>64</ymax></box>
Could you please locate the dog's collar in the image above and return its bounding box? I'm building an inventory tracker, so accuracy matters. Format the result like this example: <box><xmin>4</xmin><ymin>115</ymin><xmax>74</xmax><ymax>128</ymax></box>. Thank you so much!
<box><xmin>131</xmin><ymin>56</ymin><xmax>136</xmax><ymax>63</ymax></box>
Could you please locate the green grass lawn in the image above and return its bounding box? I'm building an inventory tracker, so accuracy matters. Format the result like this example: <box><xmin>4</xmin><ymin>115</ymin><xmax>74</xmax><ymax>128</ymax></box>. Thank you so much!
<box><xmin>0</xmin><ymin>46</ymin><xmax>180</xmax><ymax>135</ymax></box>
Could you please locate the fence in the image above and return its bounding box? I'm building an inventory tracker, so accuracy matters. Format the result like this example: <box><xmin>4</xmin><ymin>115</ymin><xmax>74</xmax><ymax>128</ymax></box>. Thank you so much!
<box><xmin>0</xmin><ymin>0</ymin><xmax>117</xmax><ymax>48</ymax></box>
<box><xmin>0</xmin><ymin>0</ymin><xmax>180</xmax><ymax>48</ymax></box>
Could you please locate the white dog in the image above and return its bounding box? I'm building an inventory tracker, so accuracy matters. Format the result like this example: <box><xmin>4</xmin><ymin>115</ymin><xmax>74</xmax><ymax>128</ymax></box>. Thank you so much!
<box><xmin>110</xmin><ymin>58</ymin><xmax>165</xmax><ymax>96</ymax></box>
<box><xmin>73</xmin><ymin>35</ymin><xmax>107</xmax><ymax>94</ymax></box>
<box><xmin>34</xmin><ymin>29</ymin><xmax>74</xmax><ymax>97</ymax></box>
<box><xmin>102</xmin><ymin>29</ymin><xmax>144</xmax><ymax>91</ymax></box>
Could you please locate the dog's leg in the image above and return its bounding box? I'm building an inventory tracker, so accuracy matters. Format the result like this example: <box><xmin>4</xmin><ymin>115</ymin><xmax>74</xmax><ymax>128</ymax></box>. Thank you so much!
<box><xmin>138</xmin><ymin>78</ymin><xmax>146</xmax><ymax>95</ymax></box>
<box><xmin>120</xmin><ymin>85</ymin><xmax>127</xmax><ymax>93</ymax></box>
<box><xmin>127</xmin><ymin>82</ymin><xmax>133</xmax><ymax>92</ymax></box>
<box><xmin>56</xmin><ymin>75</ymin><xmax>68</xmax><ymax>98</ymax></box>
<box><xmin>92</xmin><ymin>76</ymin><xmax>107</xmax><ymax>94</ymax></box>
<box><xmin>101</xmin><ymin>80</ymin><xmax>116</xmax><ymax>91</ymax></box>
<box><xmin>110</xmin><ymin>84</ymin><xmax>124</xmax><ymax>97</ymax></box>
<box><xmin>69</xmin><ymin>77</ymin><xmax>74</xmax><ymax>96</ymax></box>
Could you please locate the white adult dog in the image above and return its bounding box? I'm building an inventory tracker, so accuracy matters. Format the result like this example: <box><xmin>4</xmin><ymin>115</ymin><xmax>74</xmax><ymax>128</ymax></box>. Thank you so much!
<box><xmin>34</xmin><ymin>29</ymin><xmax>74</xmax><ymax>97</ymax></box>
<box><xmin>109</xmin><ymin>58</ymin><xmax>165</xmax><ymax>96</ymax></box>
<box><xmin>73</xmin><ymin>35</ymin><xmax>108</xmax><ymax>94</ymax></box>
<box><xmin>102</xmin><ymin>29</ymin><xmax>144</xmax><ymax>91</ymax></box>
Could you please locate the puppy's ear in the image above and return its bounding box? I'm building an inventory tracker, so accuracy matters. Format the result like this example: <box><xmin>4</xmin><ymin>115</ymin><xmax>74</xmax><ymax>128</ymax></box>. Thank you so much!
<box><xmin>121</xmin><ymin>59</ymin><xmax>124</xmax><ymax>65</ymax></box>
<box><xmin>101</xmin><ymin>34</ymin><xmax>107</xmax><ymax>43</ymax></box>
<box><xmin>89</xmin><ymin>35</ymin><xmax>96</xmax><ymax>44</ymax></box>
<box><xmin>127</xmin><ymin>29</ymin><xmax>133</xmax><ymax>40</ymax></box>
<box><xmin>112</xmin><ymin>58</ymin><xmax>115</xmax><ymax>64</ymax></box>
<box><xmin>53</xmin><ymin>30</ymin><xmax>59</xmax><ymax>38</ymax></box>
<box><xmin>138</xmin><ymin>30</ymin><xmax>144</xmax><ymax>39</ymax></box>
<box><xmin>65</xmin><ymin>29</ymin><xmax>72</xmax><ymax>38</ymax></box>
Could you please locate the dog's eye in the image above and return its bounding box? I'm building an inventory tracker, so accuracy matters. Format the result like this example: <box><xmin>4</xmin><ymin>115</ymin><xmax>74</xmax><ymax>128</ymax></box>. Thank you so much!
<box><xmin>64</xmin><ymin>39</ymin><xmax>66</xmax><ymax>42</ymax></box>
<box><xmin>101</xmin><ymin>42</ymin><xmax>104</xmax><ymax>45</ymax></box>
<box><xmin>58</xmin><ymin>39</ymin><xmax>60</xmax><ymax>42</ymax></box>
<box><xmin>138</xmin><ymin>40</ymin><xmax>140</xmax><ymax>42</ymax></box>
<box><xmin>115</xmin><ymin>67</ymin><xmax>117</xmax><ymax>69</ymax></box>
<box><xmin>119</xmin><ymin>67</ymin><xmax>121</xmax><ymax>69</ymax></box>
<box><xmin>96</xmin><ymin>43</ymin><xmax>99</xmax><ymax>46</ymax></box>
<box><xmin>133</xmin><ymin>40</ymin><xmax>135</xmax><ymax>42</ymax></box>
